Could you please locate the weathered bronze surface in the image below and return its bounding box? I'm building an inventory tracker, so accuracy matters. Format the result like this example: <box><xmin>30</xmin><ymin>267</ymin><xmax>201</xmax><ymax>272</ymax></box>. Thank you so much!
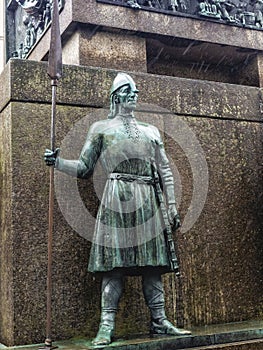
<box><xmin>44</xmin><ymin>73</ymin><xmax>191</xmax><ymax>345</ymax></box>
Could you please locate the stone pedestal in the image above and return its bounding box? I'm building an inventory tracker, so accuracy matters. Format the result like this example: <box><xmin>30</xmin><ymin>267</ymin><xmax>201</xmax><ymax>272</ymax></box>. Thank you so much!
<box><xmin>0</xmin><ymin>59</ymin><xmax>263</xmax><ymax>346</ymax></box>
<box><xmin>2</xmin><ymin>0</ymin><xmax>263</xmax><ymax>347</ymax></box>
<box><xmin>62</xmin><ymin>28</ymin><xmax>147</xmax><ymax>72</ymax></box>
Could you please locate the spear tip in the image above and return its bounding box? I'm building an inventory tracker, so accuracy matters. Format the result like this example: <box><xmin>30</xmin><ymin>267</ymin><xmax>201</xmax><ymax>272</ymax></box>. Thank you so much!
<box><xmin>47</xmin><ymin>0</ymin><xmax>63</xmax><ymax>81</ymax></box>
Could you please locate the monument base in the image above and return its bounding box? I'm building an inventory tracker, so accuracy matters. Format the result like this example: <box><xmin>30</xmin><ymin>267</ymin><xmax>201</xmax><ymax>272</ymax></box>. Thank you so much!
<box><xmin>1</xmin><ymin>59</ymin><xmax>262</xmax><ymax>347</ymax></box>
<box><xmin>1</xmin><ymin>321</ymin><xmax>262</xmax><ymax>350</ymax></box>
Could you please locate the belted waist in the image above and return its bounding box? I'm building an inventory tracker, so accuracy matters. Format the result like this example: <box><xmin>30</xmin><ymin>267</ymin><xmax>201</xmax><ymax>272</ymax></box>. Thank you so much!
<box><xmin>108</xmin><ymin>172</ymin><xmax>159</xmax><ymax>185</ymax></box>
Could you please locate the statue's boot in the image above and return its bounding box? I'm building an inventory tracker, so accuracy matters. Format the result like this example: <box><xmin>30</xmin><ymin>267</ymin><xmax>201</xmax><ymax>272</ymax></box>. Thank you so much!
<box><xmin>142</xmin><ymin>271</ymin><xmax>191</xmax><ymax>337</ymax></box>
<box><xmin>92</xmin><ymin>272</ymin><xmax>124</xmax><ymax>346</ymax></box>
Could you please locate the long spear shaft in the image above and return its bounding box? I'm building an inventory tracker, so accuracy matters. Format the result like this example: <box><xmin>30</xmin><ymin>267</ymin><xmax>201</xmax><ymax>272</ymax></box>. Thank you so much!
<box><xmin>45</xmin><ymin>80</ymin><xmax>58</xmax><ymax>349</ymax></box>
<box><xmin>40</xmin><ymin>0</ymin><xmax>62</xmax><ymax>348</ymax></box>
<box><xmin>41</xmin><ymin>82</ymin><xmax>58</xmax><ymax>349</ymax></box>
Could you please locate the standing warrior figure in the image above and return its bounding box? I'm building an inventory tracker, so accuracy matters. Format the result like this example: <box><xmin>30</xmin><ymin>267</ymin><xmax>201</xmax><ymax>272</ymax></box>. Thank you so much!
<box><xmin>44</xmin><ymin>73</ymin><xmax>191</xmax><ymax>346</ymax></box>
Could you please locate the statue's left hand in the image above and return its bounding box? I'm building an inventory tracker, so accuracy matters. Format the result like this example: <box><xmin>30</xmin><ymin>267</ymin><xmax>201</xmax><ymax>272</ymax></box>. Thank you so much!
<box><xmin>168</xmin><ymin>204</ymin><xmax>181</xmax><ymax>230</ymax></box>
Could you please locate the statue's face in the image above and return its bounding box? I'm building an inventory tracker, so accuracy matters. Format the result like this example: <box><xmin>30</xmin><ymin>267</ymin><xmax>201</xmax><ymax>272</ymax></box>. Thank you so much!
<box><xmin>117</xmin><ymin>84</ymin><xmax>138</xmax><ymax>112</ymax></box>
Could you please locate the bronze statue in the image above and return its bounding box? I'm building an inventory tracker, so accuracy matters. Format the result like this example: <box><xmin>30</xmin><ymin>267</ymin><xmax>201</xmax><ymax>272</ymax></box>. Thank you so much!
<box><xmin>44</xmin><ymin>73</ymin><xmax>191</xmax><ymax>346</ymax></box>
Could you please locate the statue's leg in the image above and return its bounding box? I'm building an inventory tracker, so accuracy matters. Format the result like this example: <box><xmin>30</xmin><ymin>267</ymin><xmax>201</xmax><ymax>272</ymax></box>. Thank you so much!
<box><xmin>142</xmin><ymin>270</ymin><xmax>191</xmax><ymax>336</ymax></box>
<box><xmin>92</xmin><ymin>270</ymin><xmax>124</xmax><ymax>346</ymax></box>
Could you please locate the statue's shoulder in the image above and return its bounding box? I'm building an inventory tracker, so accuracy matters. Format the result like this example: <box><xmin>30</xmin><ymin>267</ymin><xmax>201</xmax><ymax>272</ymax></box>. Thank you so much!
<box><xmin>88</xmin><ymin>119</ymin><xmax>109</xmax><ymax>133</ymax></box>
<box><xmin>138</xmin><ymin>121</ymin><xmax>161</xmax><ymax>138</ymax></box>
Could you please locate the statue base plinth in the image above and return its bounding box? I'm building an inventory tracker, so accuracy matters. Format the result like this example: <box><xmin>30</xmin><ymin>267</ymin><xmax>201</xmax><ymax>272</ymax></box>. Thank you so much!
<box><xmin>3</xmin><ymin>321</ymin><xmax>263</xmax><ymax>350</ymax></box>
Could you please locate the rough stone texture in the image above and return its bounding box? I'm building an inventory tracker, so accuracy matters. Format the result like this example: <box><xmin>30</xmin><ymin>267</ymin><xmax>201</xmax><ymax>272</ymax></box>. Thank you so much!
<box><xmin>0</xmin><ymin>105</ymin><xmax>14</xmax><ymax>346</ymax></box>
<box><xmin>2</xmin><ymin>60</ymin><xmax>263</xmax><ymax>121</ymax></box>
<box><xmin>257</xmin><ymin>53</ymin><xmax>263</xmax><ymax>88</ymax></box>
<box><xmin>2</xmin><ymin>102</ymin><xmax>96</xmax><ymax>346</ymax></box>
<box><xmin>147</xmin><ymin>39</ymin><xmax>261</xmax><ymax>87</ymax></box>
<box><xmin>236</xmin><ymin>55</ymin><xmax>260</xmax><ymax>87</ymax></box>
<box><xmin>71</xmin><ymin>0</ymin><xmax>263</xmax><ymax>50</ymax></box>
<box><xmin>0</xmin><ymin>63</ymin><xmax>11</xmax><ymax>110</ymax></box>
<box><xmin>0</xmin><ymin>60</ymin><xmax>262</xmax><ymax>346</ymax></box>
<box><xmin>164</xmin><ymin>116</ymin><xmax>263</xmax><ymax>326</ymax></box>
<box><xmin>190</xmin><ymin>340</ymin><xmax>263</xmax><ymax>350</ymax></box>
<box><xmin>27</xmin><ymin>0</ymin><xmax>263</xmax><ymax>63</ymax></box>
<box><xmin>62</xmin><ymin>29</ymin><xmax>147</xmax><ymax>72</ymax></box>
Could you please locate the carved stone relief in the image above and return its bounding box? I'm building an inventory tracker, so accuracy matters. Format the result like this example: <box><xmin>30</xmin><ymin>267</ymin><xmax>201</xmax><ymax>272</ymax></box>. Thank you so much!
<box><xmin>7</xmin><ymin>0</ymin><xmax>263</xmax><ymax>61</ymax></box>
<box><xmin>11</xmin><ymin>0</ymin><xmax>65</xmax><ymax>58</ymax></box>
<box><xmin>97</xmin><ymin>0</ymin><xmax>263</xmax><ymax>29</ymax></box>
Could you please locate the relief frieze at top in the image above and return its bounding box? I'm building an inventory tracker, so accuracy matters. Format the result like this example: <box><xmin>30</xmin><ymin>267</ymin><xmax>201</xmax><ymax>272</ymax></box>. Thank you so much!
<box><xmin>5</xmin><ymin>0</ymin><xmax>263</xmax><ymax>62</ymax></box>
<box><xmin>6</xmin><ymin>0</ymin><xmax>64</xmax><ymax>60</ymax></box>
<box><xmin>97</xmin><ymin>0</ymin><xmax>263</xmax><ymax>30</ymax></box>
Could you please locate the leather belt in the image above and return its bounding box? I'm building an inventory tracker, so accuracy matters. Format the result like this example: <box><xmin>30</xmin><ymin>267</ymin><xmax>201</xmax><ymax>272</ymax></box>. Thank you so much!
<box><xmin>108</xmin><ymin>172</ymin><xmax>158</xmax><ymax>185</ymax></box>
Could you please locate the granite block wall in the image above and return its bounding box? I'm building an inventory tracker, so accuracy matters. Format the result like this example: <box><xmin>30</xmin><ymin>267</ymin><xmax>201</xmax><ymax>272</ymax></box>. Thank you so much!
<box><xmin>0</xmin><ymin>59</ymin><xmax>262</xmax><ymax>346</ymax></box>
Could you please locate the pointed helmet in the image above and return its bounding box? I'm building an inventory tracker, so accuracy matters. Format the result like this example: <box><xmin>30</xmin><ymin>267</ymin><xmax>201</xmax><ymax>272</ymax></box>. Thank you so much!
<box><xmin>110</xmin><ymin>73</ymin><xmax>138</xmax><ymax>96</ymax></box>
<box><xmin>108</xmin><ymin>73</ymin><xmax>139</xmax><ymax>118</ymax></box>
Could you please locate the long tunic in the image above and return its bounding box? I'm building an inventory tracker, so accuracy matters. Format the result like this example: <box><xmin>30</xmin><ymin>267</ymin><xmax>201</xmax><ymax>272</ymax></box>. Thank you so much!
<box><xmin>73</xmin><ymin>115</ymin><xmax>175</xmax><ymax>274</ymax></box>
